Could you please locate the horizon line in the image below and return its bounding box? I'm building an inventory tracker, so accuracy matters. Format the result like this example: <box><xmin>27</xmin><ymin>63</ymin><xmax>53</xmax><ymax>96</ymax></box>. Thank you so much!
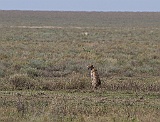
<box><xmin>0</xmin><ymin>9</ymin><xmax>160</xmax><ymax>13</ymax></box>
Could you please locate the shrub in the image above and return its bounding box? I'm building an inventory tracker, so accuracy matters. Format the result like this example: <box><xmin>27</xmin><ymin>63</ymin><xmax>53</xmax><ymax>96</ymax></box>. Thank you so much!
<box><xmin>25</xmin><ymin>67</ymin><xmax>41</xmax><ymax>78</ymax></box>
<box><xmin>0</xmin><ymin>69</ymin><xmax>5</xmax><ymax>77</ymax></box>
<box><xmin>0</xmin><ymin>79</ymin><xmax>12</xmax><ymax>90</ymax></box>
<box><xmin>9</xmin><ymin>74</ymin><xmax>36</xmax><ymax>90</ymax></box>
<box><xmin>65</xmin><ymin>73</ymin><xmax>90</xmax><ymax>90</ymax></box>
<box><xmin>29</xmin><ymin>59</ymin><xmax>46</xmax><ymax>69</ymax></box>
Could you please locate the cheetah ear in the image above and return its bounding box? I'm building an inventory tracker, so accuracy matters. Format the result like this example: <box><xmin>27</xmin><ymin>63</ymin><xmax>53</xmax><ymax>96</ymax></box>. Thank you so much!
<box><xmin>87</xmin><ymin>65</ymin><xmax>91</xmax><ymax>70</ymax></box>
<box><xmin>91</xmin><ymin>65</ymin><xmax>94</xmax><ymax>68</ymax></box>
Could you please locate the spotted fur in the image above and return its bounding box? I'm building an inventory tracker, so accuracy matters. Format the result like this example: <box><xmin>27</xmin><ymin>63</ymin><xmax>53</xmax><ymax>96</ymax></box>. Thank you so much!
<box><xmin>87</xmin><ymin>65</ymin><xmax>101</xmax><ymax>89</ymax></box>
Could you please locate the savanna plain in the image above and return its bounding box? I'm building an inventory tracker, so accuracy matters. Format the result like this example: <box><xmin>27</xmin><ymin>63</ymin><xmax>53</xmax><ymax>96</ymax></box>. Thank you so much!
<box><xmin>0</xmin><ymin>11</ymin><xmax>160</xmax><ymax>122</ymax></box>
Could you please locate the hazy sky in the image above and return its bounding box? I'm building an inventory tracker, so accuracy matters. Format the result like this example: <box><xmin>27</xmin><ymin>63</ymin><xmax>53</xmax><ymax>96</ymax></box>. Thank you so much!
<box><xmin>0</xmin><ymin>0</ymin><xmax>160</xmax><ymax>12</ymax></box>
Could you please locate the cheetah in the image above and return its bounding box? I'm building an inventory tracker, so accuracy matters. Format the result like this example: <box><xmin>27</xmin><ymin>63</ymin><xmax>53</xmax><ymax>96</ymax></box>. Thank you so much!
<box><xmin>87</xmin><ymin>65</ymin><xmax>101</xmax><ymax>89</ymax></box>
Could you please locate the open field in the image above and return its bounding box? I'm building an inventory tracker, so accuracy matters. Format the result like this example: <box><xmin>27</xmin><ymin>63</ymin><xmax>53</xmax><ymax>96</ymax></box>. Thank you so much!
<box><xmin>0</xmin><ymin>11</ymin><xmax>160</xmax><ymax>121</ymax></box>
<box><xmin>0</xmin><ymin>90</ymin><xmax>159</xmax><ymax>122</ymax></box>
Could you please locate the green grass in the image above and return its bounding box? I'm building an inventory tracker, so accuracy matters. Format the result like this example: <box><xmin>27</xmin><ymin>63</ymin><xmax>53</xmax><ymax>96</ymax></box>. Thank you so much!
<box><xmin>0</xmin><ymin>11</ymin><xmax>160</xmax><ymax>121</ymax></box>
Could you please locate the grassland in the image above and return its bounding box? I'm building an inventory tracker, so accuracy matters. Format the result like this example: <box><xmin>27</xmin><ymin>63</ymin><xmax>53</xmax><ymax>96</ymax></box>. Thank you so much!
<box><xmin>0</xmin><ymin>11</ymin><xmax>160</xmax><ymax>122</ymax></box>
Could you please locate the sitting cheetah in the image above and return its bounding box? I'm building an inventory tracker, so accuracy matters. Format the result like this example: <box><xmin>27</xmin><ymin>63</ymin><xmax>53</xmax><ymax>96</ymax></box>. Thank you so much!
<box><xmin>87</xmin><ymin>65</ymin><xmax>101</xmax><ymax>89</ymax></box>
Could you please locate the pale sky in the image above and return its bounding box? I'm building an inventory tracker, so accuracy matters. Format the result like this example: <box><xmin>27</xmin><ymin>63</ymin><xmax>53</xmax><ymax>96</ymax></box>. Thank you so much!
<box><xmin>0</xmin><ymin>0</ymin><xmax>160</xmax><ymax>12</ymax></box>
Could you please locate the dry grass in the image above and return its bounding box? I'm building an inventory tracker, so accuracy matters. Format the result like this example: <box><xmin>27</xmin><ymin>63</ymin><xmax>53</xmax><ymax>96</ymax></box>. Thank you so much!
<box><xmin>0</xmin><ymin>91</ymin><xmax>159</xmax><ymax>122</ymax></box>
<box><xmin>0</xmin><ymin>11</ymin><xmax>160</xmax><ymax>121</ymax></box>
<box><xmin>0</xmin><ymin>27</ymin><xmax>159</xmax><ymax>92</ymax></box>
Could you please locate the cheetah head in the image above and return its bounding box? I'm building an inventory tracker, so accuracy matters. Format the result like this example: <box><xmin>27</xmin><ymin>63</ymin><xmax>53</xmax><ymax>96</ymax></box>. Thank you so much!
<box><xmin>87</xmin><ymin>65</ymin><xmax>94</xmax><ymax>70</ymax></box>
